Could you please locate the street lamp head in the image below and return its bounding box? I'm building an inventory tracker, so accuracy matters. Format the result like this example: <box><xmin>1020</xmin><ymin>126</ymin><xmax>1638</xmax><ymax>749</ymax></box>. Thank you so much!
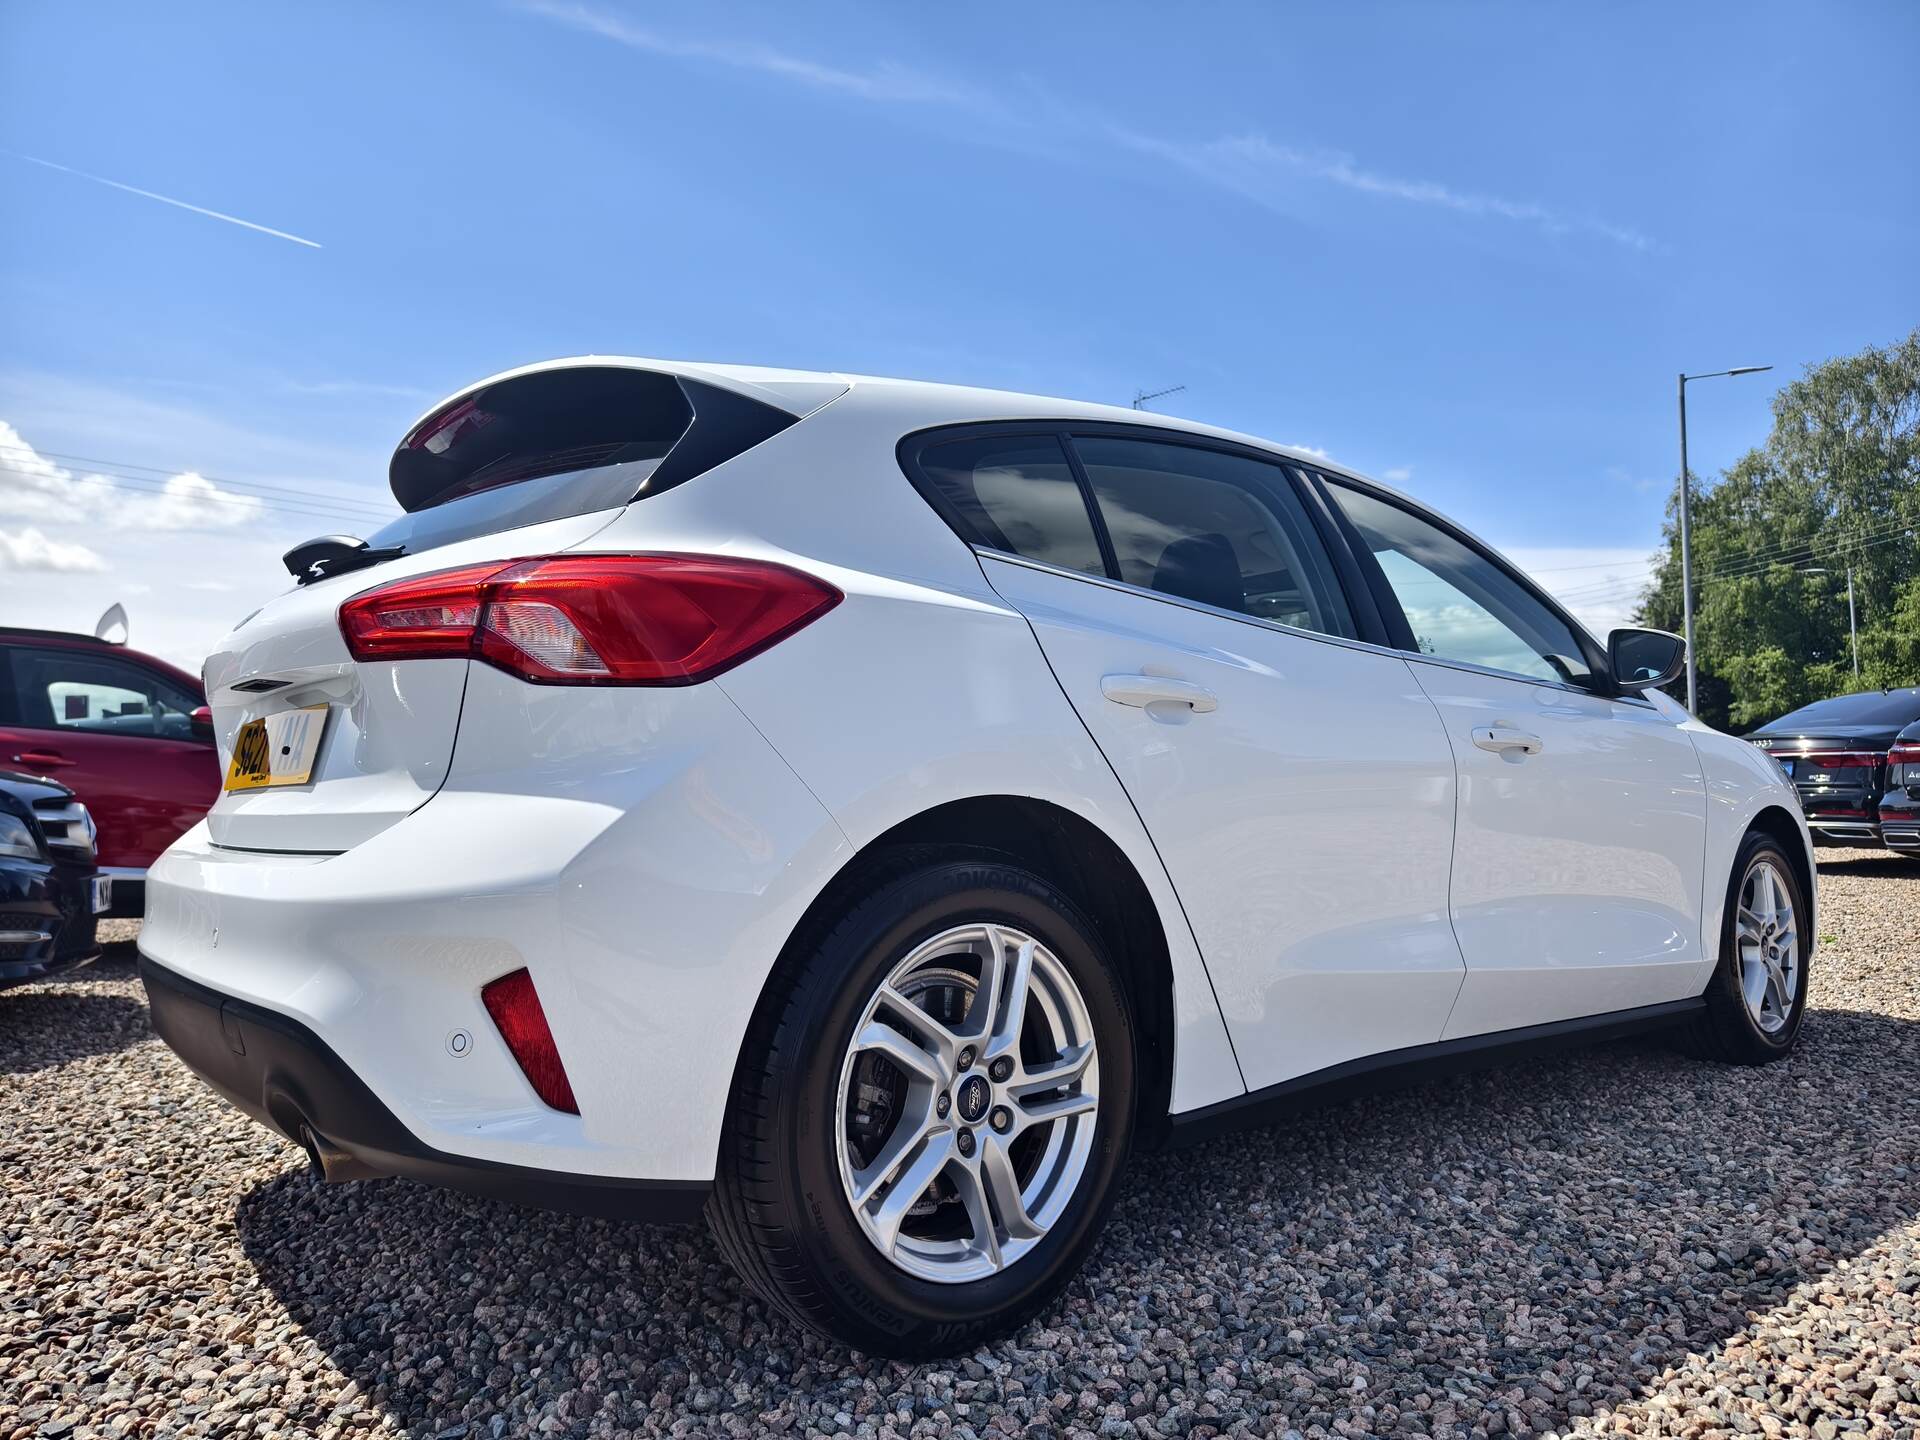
<box><xmin>1726</xmin><ymin>366</ymin><xmax>1773</xmax><ymax>377</ymax></box>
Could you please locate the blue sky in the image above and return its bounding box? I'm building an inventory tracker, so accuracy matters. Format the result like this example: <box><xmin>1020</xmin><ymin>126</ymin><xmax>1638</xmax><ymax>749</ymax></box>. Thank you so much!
<box><xmin>3</xmin><ymin>1</ymin><xmax>1916</xmax><ymax>665</ymax></box>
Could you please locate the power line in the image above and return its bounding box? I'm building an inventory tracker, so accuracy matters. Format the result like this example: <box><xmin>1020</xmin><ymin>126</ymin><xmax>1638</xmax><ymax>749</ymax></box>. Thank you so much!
<box><xmin>17</xmin><ymin>447</ymin><xmax>395</xmax><ymax>520</ymax></box>
<box><xmin>0</xmin><ymin>461</ymin><xmax>397</xmax><ymax>530</ymax></box>
<box><xmin>1547</xmin><ymin>513</ymin><xmax>1918</xmax><ymax>602</ymax></box>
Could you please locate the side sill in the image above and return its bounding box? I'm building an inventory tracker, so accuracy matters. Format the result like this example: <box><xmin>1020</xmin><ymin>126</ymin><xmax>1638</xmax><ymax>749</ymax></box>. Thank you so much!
<box><xmin>1166</xmin><ymin>997</ymin><xmax>1706</xmax><ymax>1148</ymax></box>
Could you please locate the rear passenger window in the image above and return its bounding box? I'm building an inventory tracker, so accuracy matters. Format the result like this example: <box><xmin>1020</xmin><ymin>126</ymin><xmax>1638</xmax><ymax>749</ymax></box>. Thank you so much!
<box><xmin>1071</xmin><ymin>437</ymin><xmax>1355</xmax><ymax>638</ymax></box>
<box><xmin>916</xmin><ymin>435</ymin><xmax>1106</xmax><ymax>577</ymax></box>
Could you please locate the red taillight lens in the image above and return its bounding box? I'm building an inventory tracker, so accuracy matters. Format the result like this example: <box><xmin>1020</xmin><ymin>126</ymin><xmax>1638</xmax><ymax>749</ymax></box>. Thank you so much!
<box><xmin>1888</xmin><ymin>744</ymin><xmax>1920</xmax><ymax>766</ymax></box>
<box><xmin>1798</xmin><ymin>751</ymin><xmax>1882</xmax><ymax>769</ymax></box>
<box><xmin>339</xmin><ymin>554</ymin><xmax>840</xmax><ymax>685</ymax></box>
<box><xmin>481</xmin><ymin>968</ymin><xmax>579</xmax><ymax>1114</ymax></box>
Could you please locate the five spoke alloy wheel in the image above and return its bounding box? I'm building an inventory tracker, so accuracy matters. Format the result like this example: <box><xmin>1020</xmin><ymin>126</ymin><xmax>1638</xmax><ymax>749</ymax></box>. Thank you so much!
<box><xmin>1734</xmin><ymin>855</ymin><xmax>1800</xmax><ymax>1035</ymax></box>
<box><xmin>835</xmin><ymin>923</ymin><xmax>1100</xmax><ymax>1283</ymax></box>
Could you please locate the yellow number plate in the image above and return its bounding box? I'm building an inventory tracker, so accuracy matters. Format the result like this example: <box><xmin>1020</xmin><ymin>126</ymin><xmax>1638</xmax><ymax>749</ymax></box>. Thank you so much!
<box><xmin>224</xmin><ymin>704</ymin><xmax>330</xmax><ymax>792</ymax></box>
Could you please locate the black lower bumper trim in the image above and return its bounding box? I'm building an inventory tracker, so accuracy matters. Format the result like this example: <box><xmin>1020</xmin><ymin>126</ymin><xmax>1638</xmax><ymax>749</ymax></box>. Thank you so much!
<box><xmin>137</xmin><ymin>954</ymin><xmax>710</xmax><ymax>1224</ymax></box>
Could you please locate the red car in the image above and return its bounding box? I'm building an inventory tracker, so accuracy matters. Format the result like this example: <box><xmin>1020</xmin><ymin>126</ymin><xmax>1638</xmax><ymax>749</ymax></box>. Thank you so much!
<box><xmin>0</xmin><ymin>627</ymin><xmax>219</xmax><ymax>915</ymax></box>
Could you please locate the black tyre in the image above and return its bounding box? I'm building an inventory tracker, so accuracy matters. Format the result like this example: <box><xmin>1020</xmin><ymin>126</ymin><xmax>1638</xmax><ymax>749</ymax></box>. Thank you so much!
<box><xmin>1688</xmin><ymin>831</ymin><xmax>1811</xmax><ymax>1063</ymax></box>
<box><xmin>708</xmin><ymin>851</ymin><xmax>1136</xmax><ymax>1356</ymax></box>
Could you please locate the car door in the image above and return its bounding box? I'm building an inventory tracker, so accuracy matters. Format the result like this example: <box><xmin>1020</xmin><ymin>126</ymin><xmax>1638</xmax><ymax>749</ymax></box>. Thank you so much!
<box><xmin>908</xmin><ymin>426</ymin><xmax>1465</xmax><ymax>1092</ymax></box>
<box><xmin>0</xmin><ymin>643</ymin><xmax>219</xmax><ymax>874</ymax></box>
<box><xmin>1318</xmin><ymin>476</ymin><xmax>1709</xmax><ymax>1037</ymax></box>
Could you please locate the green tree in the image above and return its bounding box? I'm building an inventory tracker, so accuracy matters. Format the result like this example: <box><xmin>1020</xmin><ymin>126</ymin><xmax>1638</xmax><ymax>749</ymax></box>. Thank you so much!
<box><xmin>1639</xmin><ymin>329</ymin><xmax>1920</xmax><ymax>730</ymax></box>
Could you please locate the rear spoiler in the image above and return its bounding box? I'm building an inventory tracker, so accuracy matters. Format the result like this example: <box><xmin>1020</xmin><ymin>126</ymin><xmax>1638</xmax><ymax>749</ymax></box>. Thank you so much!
<box><xmin>388</xmin><ymin>365</ymin><xmax>803</xmax><ymax>514</ymax></box>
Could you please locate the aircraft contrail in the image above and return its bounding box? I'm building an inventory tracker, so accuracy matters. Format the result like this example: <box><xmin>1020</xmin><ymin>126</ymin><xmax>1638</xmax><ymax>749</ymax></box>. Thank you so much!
<box><xmin>8</xmin><ymin>152</ymin><xmax>323</xmax><ymax>249</ymax></box>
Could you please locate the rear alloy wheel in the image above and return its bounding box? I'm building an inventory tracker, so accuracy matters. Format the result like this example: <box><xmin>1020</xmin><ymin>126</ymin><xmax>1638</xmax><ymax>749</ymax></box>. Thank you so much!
<box><xmin>709</xmin><ymin>853</ymin><xmax>1135</xmax><ymax>1355</ymax></box>
<box><xmin>1689</xmin><ymin>832</ymin><xmax>1810</xmax><ymax>1063</ymax></box>
<box><xmin>836</xmin><ymin>922</ymin><xmax>1101</xmax><ymax>1284</ymax></box>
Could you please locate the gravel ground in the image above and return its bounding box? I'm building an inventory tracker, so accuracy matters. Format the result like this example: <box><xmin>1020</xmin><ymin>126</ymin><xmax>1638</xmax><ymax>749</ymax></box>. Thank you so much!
<box><xmin>3</xmin><ymin>850</ymin><xmax>1916</xmax><ymax>1439</ymax></box>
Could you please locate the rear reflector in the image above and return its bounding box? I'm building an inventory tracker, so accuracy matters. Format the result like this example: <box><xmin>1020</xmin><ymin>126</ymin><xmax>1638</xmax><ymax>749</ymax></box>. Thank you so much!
<box><xmin>481</xmin><ymin>968</ymin><xmax>579</xmax><ymax>1114</ymax></box>
<box><xmin>339</xmin><ymin>553</ymin><xmax>840</xmax><ymax>685</ymax></box>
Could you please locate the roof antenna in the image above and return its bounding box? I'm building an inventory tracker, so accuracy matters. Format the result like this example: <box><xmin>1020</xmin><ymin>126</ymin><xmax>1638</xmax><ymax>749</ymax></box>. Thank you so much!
<box><xmin>94</xmin><ymin>603</ymin><xmax>128</xmax><ymax>645</ymax></box>
<box><xmin>1132</xmin><ymin>384</ymin><xmax>1186</xmax><ymax>411</ymax></box>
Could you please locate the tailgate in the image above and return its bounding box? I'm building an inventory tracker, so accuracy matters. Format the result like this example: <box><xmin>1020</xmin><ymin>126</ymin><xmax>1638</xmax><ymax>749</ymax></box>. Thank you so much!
<box><xmin>203</xmin><ymin>508</ymin><xmax>622</xmax><ymax>853</ymax></box>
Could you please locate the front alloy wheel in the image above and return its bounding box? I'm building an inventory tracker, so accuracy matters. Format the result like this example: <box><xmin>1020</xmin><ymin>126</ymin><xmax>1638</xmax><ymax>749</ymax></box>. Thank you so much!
<box><xmin>1689</xmin><ymin>831</ymin><xmax>1810</xmax><ymax>1063</ymax></box>
<box><xmin>709</xmin><ymin>853</ymin><xmax>1135</xmax><ymax>1356</ymax></box>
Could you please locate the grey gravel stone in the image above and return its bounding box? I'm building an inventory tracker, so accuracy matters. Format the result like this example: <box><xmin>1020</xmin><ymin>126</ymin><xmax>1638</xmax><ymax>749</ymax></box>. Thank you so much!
<box><xmin>2</xmin><ymin>852</ymin><xmax>1916</xmax><ymax>1437</ymax></box>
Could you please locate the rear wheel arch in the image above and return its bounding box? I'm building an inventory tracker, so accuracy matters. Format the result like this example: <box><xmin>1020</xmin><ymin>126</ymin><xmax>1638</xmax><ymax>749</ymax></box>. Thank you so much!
<box><xmin>727</xmin><ymin>795</ymin><xmax>1178</xmax><ymax>1158</ymax></box>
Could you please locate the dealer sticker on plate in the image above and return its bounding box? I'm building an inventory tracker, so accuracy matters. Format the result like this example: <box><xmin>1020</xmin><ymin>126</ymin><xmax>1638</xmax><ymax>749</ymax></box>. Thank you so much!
<box><xmin>224</xmin><ymin>703</ymin><xmax>330</xmax><ymax>792</ymax></box>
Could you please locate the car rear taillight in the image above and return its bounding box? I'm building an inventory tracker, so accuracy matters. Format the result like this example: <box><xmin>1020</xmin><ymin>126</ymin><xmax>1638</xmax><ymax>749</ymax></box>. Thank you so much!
<box><xmin>339</xmin><ymin>554</ymin><xmax>841</xmax><ymax>685</ymax></box>
<box><xmin>481</xmin><ymin>968</ymin><xmax>579</xmax><ymax>1114</ymax></box>
<box><xmin>1797</xmin><ymin>751</ymin><xmax>1882</xmax><ymax>769</ymax></box>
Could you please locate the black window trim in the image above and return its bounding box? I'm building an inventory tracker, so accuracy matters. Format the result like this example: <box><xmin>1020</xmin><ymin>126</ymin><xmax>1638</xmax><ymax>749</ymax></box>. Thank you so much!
<box><xmin>3</xmin><ymin>643</ymin><xmax>209</xmax><ymax>744</ymax></box>
<box><xmin>898</xmin><ymin>419</ymin><xmax>1396</xmax><ymax>651</ymax></box>
<box><xmin>1301</xmin><ymin>467</ymin><xmax>1637</xmax><ymax>701</ymax></box>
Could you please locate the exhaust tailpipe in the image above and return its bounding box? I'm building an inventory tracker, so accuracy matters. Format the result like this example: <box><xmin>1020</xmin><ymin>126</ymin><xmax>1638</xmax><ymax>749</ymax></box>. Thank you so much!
<box><xmin>297</xmin><ymin>1123</ymin><xmax>382</xmax><ymax>1184</ymax></box>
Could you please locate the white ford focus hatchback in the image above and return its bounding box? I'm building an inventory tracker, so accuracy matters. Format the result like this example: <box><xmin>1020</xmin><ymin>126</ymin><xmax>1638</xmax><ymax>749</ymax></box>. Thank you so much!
<box><xmin>141</xmin><ymin>359</ymin><xmax>1815</xmax><ymax>1354</ymax></box>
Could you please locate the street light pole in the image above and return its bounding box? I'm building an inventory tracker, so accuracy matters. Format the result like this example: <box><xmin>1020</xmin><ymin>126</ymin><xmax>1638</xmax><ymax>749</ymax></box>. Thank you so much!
<box><xmin>1677</xmin><ymin>375</ymin><xmax>1694</xmax><ymax>712</ymax></box>
<box><xmin>1847</xmin><ymin>564</ymin><xmax>1859</xmax><ymax>679</ymax></box>
<box><xmin>1676</xmin><ymin>365</ymin><xmax>1773</xmax><ymax>713</ymax></box>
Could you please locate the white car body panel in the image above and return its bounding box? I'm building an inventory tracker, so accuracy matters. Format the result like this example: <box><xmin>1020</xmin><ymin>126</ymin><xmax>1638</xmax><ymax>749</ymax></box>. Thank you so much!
<box><xmin>139</xmin><ymin>356</ymin><xmax>1816</xmax><ymax>1191</ymax></box>
<box><xmin>977</xmin><ymin>552</ymin><xmax>1465</xmax><ymax>1089</ymax></box>
<box><xmin>200</xmin><ymin>507</ymin><xmax>628</xmax><ymax>853</ymax></box>
<box><xmin>1406</xmin><ymin>659</ymin><xmax>1712</xmax><ymax>1038</ymax></box>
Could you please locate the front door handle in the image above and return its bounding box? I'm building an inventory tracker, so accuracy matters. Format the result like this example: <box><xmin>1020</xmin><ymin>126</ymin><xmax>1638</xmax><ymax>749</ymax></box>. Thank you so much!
<box><xmin>1101</xmin><ymin>674</ymin><xmax>1218</xmax><ymax>713</ymax></box>
<box><xmin>13</xmin><ymin>749</ymin><xmax>76</xmax><ymax>769</ymax></box>
<box><xmin>1471</xmin><ymin>726</ymin><xmax>1543</xmax><ymax>756</ymax></box>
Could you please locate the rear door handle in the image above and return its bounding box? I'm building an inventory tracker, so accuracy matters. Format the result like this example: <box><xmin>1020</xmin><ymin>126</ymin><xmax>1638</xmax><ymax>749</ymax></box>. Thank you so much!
<box><xmin>12</xmin><ymin>749</ymin><xmax>76</xmax><ymax>769</ymax></box>
<box><xmin>1471</xmin><ymin>726</ymin><xmax>1543</xmax><ymax>756</ymax></box>
<box><xmin>1101</xmin><ymin>674</ymin><xmax>1218</xmax><ymax>713</ymax></box>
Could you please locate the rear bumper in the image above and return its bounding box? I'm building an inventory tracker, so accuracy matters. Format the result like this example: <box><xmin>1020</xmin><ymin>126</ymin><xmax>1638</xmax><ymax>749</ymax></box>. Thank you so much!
<box><xmin>140</xmin><ymin>953</ymin><xmax>709</xmax><ymax>1222</ymax></box>
<box><xmin>1806</xmin><ymin>819</ymin><xmax>1883</xmax><ymax>847</ymax></box>
<box><xmin>138</xmin><ymin>669</ymin><xmax>849</xmax><ymax>1186</ymax></box>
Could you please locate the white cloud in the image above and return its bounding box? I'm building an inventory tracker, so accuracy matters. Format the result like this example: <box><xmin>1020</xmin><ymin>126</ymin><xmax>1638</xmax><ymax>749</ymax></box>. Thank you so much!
<box><xmin>0</xmin><ymin>526</ymin><xmax>105</xmax><ymax>572</ymax></box>
<box><xmin>0</xmin><ymin>420</ymin><xmax>266</xmax><ymax>531</ymax></box>
<box><xmin>1499</xmin><ymin>544</ymin><xmax>1659</xmax><ymax>640</ymax></box>
<box><xmin>1286</xmin><ymin>442</ymin><xmax>1332</xmax><ymax>461</ymax></box>
<box><xmin>517</xmin><ymin>1</ymin><xmax>991</xmax><ymax>109</ymax></box>
<box><xmin>1382</xmin><ymin>466</ymin><xmax>1413</xmax><ymax>483</ymax></box>
<box><xmin>1112</xmin><ymin>130</ymin><xmax>1654</xmax><ymax>252</ymax></box>
<box><xmin>514</xmin><ymin>7</ymin><xmax>1654</xmax><ymax>253</ymax></box>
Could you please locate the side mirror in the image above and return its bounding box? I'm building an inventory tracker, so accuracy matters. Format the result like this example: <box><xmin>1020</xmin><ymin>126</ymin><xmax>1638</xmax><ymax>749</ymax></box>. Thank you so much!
<box><xmin>1608</xmin><ymin>628</ymin><xmax>1686</xmax><ymax>692</ymax></box>
<box><xmin>190</xmin><ymin>705</ymin><xmax>216</xmax><ymax>742</ymax></box>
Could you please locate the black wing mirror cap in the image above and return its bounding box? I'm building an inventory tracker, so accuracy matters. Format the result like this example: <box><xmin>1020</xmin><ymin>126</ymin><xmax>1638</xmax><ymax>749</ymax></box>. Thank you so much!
<box><xmin>1609</xmin><ymin>627</ymin><xmax>1686</xmax><ymax>692</ymax></box>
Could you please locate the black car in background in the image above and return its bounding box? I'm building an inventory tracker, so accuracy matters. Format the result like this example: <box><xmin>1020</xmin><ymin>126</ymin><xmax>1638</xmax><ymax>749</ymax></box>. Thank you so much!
<box><xmin>0</xmin><ymin>770</ymin><xmax>108</xmax><ymax>988</ymax></box>
<box><xmin>1875</xmin><ymin>721</ymin><xmax>1920</xmax><ymax>858</ymax></box>
<box><xmin>1746</xmin><ymin>687</ymin><xmax>1920</xmax><ymax>849</ymax></box>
